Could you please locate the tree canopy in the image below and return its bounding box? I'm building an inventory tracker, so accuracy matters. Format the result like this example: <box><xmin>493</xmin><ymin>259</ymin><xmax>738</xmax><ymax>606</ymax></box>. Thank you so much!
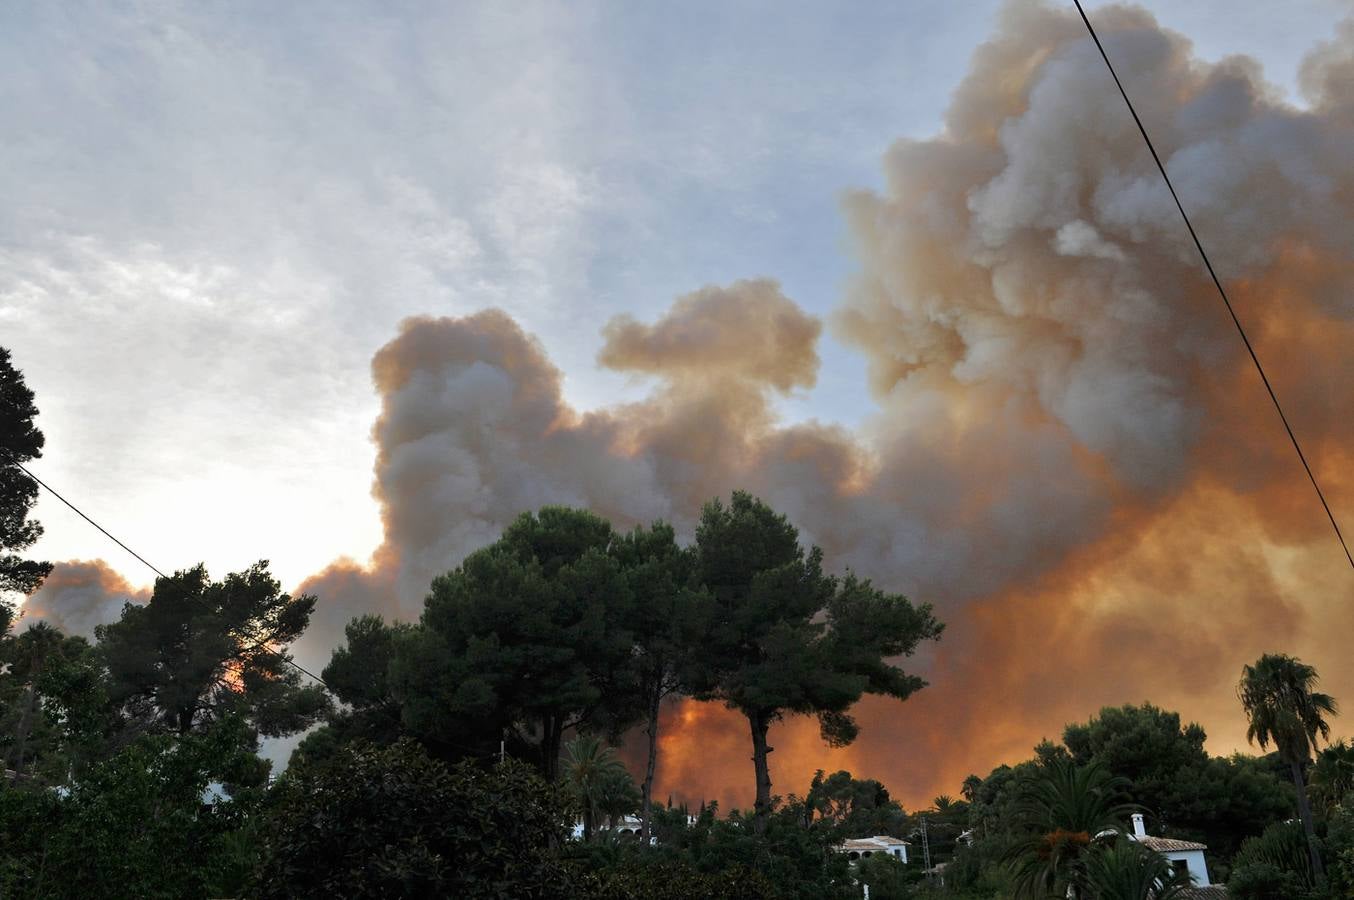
<box><xmin>255</xmin><ymin>739</ymin><xmax>574</xmax><ymax>900</ymax></box>
<box><xmin>0</xmin><ymin>346</ymin><xmax>51</xmax><ymax>620</ymax></box>
<box><xmin>686</xmin><ymin>491</ymin><xmax>943</xmax><ymax>827</ymax></box>
<box><xmin>389</xmin><ymin>507</ymin><xmax>637</xmax><ymax>778</ymax></box>
<box><xmin>802</xmin><ymin>769</ymin><xmax>908</xmax><ymax>839</ymax></box>
<box><xmin>608</xmin><ymin>520</ymin><xmax>703</xmax><ymax>842</ymax></box>
<box><xmin>95</xmin><ymin>562</ymin><xmax>329</xmax><ymax>741</ymax></box>
<box><xmin>0</xmin><ymin>623</ymin><xmax>104</xmax><ymax>781</ymax></box>
<box><xmin>1</xmin><ymin>717</ymin><xmax>266</xmax><ymax>899</ymax></box>
<box><xmin>11</xmin><ymin>483</ymin><xmax>1344</xmax><ymax>899</ymax></box>
<box><xmin>1062</xmin><ymin>702</ymin><xmax>1294</xmax><ymax>863</ymax></box>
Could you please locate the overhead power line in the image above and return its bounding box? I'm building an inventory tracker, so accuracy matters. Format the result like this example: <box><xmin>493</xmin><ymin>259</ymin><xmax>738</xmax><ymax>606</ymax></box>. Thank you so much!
<box><xmin>7</xmin><ymin>457</ymin><xmax>330</xmax><ymax>687</ymax></box>
<box><xmin>1071</xmin><ymin>0</ymin><xmax>1354</xmax><ymax>574</ymax></box>
<box><xmin>11</xmin><ymin>458</ymin><xmax>167</xmax><ymax>579</ymax></box>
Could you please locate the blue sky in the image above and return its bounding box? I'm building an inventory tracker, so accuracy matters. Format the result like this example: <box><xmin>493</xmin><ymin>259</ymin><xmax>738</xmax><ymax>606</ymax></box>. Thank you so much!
<box><xmin>3</xmin><ymin>0</ymin><xmax>1349</xmax><ymax>592</ymax></box>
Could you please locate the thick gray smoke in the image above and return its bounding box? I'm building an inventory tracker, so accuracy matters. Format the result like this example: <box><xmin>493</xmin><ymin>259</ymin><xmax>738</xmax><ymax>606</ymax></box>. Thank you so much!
<box><xmin>20</xmin><ymin>560</ymin><xmax>150</xmax><ymax>638</ymax></box>
<box><xmin>23</xmin><ymin>1</ymin><xmax>1354</xmax><ymax>804</ymax></box>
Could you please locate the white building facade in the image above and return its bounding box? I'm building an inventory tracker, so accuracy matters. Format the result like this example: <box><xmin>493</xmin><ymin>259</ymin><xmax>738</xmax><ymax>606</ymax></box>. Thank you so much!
<box><xmin>839</xmin><ymin>836</ymin><xmax>910</xmax><ymax>864</ymax></box>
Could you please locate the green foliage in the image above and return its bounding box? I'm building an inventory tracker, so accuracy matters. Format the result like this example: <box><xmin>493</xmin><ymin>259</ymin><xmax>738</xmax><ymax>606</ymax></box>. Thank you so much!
<box><xmin>317</xmin><ymin>495</ymin><xmax>940</xmax><ymax>839</ymax></box>
<box><xmin>0</xmin><ymin>346</ymin><xmax>52</xmax><ymax>609</ymax></box>
<box><xmin>804</xmin><ymin>769</ymin><xmax>909</xmax><ymax>839</ymax></box>
<box><xmin>1240</xmin><ymin>654</ymin><xmax>1338</xmax><ymax>766</ymax></box>
<box><xmin>1311</xmin><ymin>739</ymin><xmax>1354</xmax><ymax>815</ymax></box>
<box><xmin>255</xmin><ymin>739</ymin><xmax>575</xmax><ymax>899</ymax></box>
<box><xmin>965</xmin><ymin>762</ymin><xmax>1029</xmax><ymax>839</ymax></box>
<box><xmin>1228</xmin><ymin>861</ymin><xmax>1315</xmax><ymax>900</ymax></box>
<box><xmin>392</xmin><ymin>507</ymin><xmax>637</xmax><ymax>777</ymax></box>
<box><xmin>323</xmin><ymin>613</ymin><xmax>409</xmax><ymax>712</ymax></box>
<box><xmin>96</xmin><ymin>562</ymin><xmax>329</xmax><ymax>740</ymax></box>
<box><xmin>0</xmin><ymin>779</ymin><xmax>60</xmax><ymax>897</ymax></box>
<box><xmin>688</xmin><ymin>491</ymin><xmax>943</xmax><ymax>822</ymax></box>
<box><xmin>946</xmin><ymin>837</ymin><xmax>1015</xmax><ymax>896</ymax></box>
<box><xmin>1080</xmin><ymin>840</ymin><xmax>1192</xmax><ymax>900</ymax></box>
<box><xmin>313</xmin><ymin>614</ymin><xmax>411</xmax><ymax>754</ymax></box>
<box><xmin>720</xmin><ymin>815</ymin><xmax>854</xmax><ymax>898</ymax></box>
<box><xmin>1064</xmin><ymin>704</ymin><xmax>1208</xmax><ymax>804</ymax></box>
<box><xmin>635</xmin><ymin>799</ymin><xmax>856</xmax><ymax>899</ymax></box>
<box><xmin>1063</xmin><ymin>704</ymin><xmax>1295</xmax><ymax>866</ymax></box>
<box><xmin>1004</xmin><ymin>757</ymin><xmax>1132</xmax><ymax>899</ymax></box>
<box><xmin>913</xmin><ymin>792</ymin><xmax>972</xmax><ymax>868</ymax></box>
<box><xmin>5</xmin><ymin>483</ymin><xmax>1334</xmax><ymax>900</ymax></box>
<box><xmin>569</xmin><ymin>849</ymin><xmax>780</xmax><ymax>900</ymax></box>
<box><xmin>855</xmin><ymin>851</ymin><xmax>920</xmax><ymax>899</ymax></box>
<box><xmin>1191</xmin><ymin>753</ymin><xmax>1300</xmax><ymax>874</ymax></box>
<box><xmin>1</xmin><ymin>623</ymin><xmax>95</xmax><ymax>780</ymax></box>
<box><xmin>564</xmin><ymin>734</ymin><xmax>640</xmax><ymax>840</ymax></box>
<box><xmin>1325</xmin><ymin>799</ymin><xmax>1354</xmax><ymax>897</ymax></box>
<box><xmin>1228</xmin><ymin>820</ymin><xmax>1320</xmax><ymax>899</ymax></box>
<box><xmin>609</xmin><ymin>521</ymin><xmax>704</xmax><ymax>837</ymax></box>
<box><xmin>938</xmin><ymin>704</ymin><xmax>1314</xmax><ymax>893</ymax></box>
<box><xmin>1</xmin><ymin>717</ymin><xmax>267</xmax><ymax>900</ymax></box>
<box><xmin>1239</xmin><ymin>653</ymin><xmax>1337</xmax><ymax>881</ymax></box>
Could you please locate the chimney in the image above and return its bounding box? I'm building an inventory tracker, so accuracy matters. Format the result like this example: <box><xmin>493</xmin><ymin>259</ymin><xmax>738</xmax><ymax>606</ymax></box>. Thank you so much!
<box><xmin>1131</xmin><ymin>813</ymin><xmax>1146</xmax><ymax>838</ymax></box>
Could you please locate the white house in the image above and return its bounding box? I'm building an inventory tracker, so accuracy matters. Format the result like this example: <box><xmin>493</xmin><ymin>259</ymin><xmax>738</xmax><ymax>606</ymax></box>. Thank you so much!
<box><xmin>570</xmin><ymin>813</ymin><xmax>698</xmax><ymax>842</ymax></box>
<box><xmin>571</xmin><ymin>814</ymin><xmax>645</xmax><ymax>841</ymax></box>
<box><xmin>1126</xmin><ymin>812</ymin><xmax>1215</xmax><ymax>888</ymax></box>
<box><xmin>839</xmin><ymin>835</ymin><xmax>910</xmax><ymax>864</ymax></box>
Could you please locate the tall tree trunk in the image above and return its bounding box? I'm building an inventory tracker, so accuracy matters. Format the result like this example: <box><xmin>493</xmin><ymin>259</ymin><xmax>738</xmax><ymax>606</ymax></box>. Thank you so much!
<box><xmin>543</xmin><ymin>716</ymin><xmax>563</xmax><ymax>782</ymax></box>
<box><xmin>7</xmin><ymin>683</ymin><xmax>38</xmax><ymax>778</ymax></box>
<box><xmin>8</xmin><ymin>653</ymin><xmax>48</xmax><ymax>779</ymax></box>
<box><xmin>641</xmin><ymin>690</ymin><xmax>661</xmax><ymax>845</ymax></box>
<box><xmin>1290</xmin><ymin>758</ymin><xmax>1326</xmax><ymax>882</ymax></box>
<box><xmin>181</xmin><ymin>711</ymin><xmax>194</xmax><ymax>735</ymax></box>
<box><xmin>748</xmin><ymin>709</ymin><xmax>774</xmax><ymax>834</ymax></box>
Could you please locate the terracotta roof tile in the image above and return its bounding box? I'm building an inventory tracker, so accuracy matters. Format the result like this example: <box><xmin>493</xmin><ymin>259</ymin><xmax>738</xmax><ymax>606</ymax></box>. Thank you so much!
<box><xmin>1138</xmin><ymin>836</ymin><xmax>1208</xmax><ymax>852</ymax></box>
<box><xmin>1178</xmin><ymin>887</ymin><xmax>1228</xmax><ymax>899</ymax></box>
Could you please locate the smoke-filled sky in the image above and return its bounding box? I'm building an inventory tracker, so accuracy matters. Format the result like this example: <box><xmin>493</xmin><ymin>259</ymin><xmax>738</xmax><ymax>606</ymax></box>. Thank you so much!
<box><xmin>8</xmin><ymin>1</ymin><xmax>1354</xmax><ymax>807</ymax></box>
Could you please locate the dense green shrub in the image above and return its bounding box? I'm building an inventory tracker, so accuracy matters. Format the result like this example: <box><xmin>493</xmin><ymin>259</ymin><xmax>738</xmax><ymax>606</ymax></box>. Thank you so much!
<box><xmin>854</xmin><ymin>852</ymin><xmax>920</xmax><ymax>900</ymax></box>
<box><xmin>0</xmin><ymin>719</ymin><xmax>264</xmax><ymax>900</ymax></box>
<box><xmin>253</xmin><ymin>739</ymin><xmax>575</xmax><ymax>899</ymax></box>
<box><xmin>571</xmin><ymin>853</ymin><xmax>780</xmax><ymax>900</ymax></box>
<box><xmin>1228</xmin><ymin>820</ymin><xmax>1319</xmax><ymax>900</ymax></box>
<box><xmin>0</xmin><ymin>783</ymin><xmax>60</xmax><ymax>897</ymax></box>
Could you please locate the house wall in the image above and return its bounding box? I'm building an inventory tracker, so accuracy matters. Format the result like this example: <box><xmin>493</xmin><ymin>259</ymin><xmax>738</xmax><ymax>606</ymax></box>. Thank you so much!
<box><xmin>1164</xmin><ymin>849</ymin><xmax>1211</xmax><ymax>887</ymax></box>
<box><xmin>843</xmin><ymin>843</ymin><xmax>908</xmax><ymax>864</ymax></box>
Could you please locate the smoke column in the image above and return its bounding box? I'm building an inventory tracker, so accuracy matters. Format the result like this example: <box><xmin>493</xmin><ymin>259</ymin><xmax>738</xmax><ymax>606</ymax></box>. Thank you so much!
<box><xmin>25</xmin><ymin>1</ymin><xmax>1354</xmax><ymax>806</ymax></box>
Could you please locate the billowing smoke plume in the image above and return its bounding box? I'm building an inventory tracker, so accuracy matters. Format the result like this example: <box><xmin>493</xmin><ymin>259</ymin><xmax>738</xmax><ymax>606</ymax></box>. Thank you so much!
<box><xmin>20</xmin><ymin>560</ymin><xmax>150</xmax><ymax>638</ymax></box>
<box><xmin>23</xmin><ymin>0</ymin><xmax>1354</xmax><ymax>807</ymax></box>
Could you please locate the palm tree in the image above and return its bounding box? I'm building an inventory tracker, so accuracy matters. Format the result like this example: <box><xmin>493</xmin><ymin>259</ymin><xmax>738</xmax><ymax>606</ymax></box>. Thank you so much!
<box><xmin>562</xmin><ymin>734</ymin><xmax>635</xmax><ymax>841</ymax></box>
<box><xmin>961</xmin><ymin>774</ymin><xmax>983</xmax><ymax>804</ymax></box>
<box><xmin>595</xmin><ymin>765</ymin><xmax>642</xmax><ymax>833</ymax></box>
<box><xmin>1238</xmin><ymin>652</ymin><xmax>1337</xmax><ymax>882</ymax></box>
<box><xmin>1005</xmin><ymin>757</ymin><xmax>1134</xmax><ymax>899</ymax></box>
<box><xmin>1081</xmin><ymin>841</ymin><xmax>1192</xmax><ymax>900</ymax></box>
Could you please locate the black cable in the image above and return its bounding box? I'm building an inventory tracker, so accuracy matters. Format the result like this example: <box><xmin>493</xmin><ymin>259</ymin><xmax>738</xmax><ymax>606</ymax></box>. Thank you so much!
<box><xmin>1071</xmin><ymin>0</ymin><xmax>1354</xmax><ymax>573</ymax></box>
<box><xmin>288</xmin><ymin>661</ymin><xmax>329</xmax><ymax>686</ymax></box>
<box><xmin>11</xmin><ymin>458</ymin><xmax>167</xmax><ymax>579</ymax></box>
<box><xmin>7</xmin><ymin>456</ymin><xmax>330</xmax><ymax>687</ymax></box>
